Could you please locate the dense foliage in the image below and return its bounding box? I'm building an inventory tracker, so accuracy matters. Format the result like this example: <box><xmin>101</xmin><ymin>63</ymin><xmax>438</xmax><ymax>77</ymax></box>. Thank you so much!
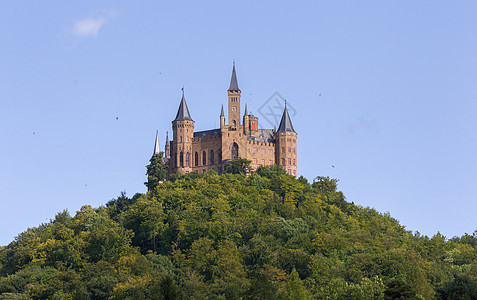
<box><xmin>1</xmin><ymin>168</ymin><xmax>477</xmax><ymax>299</ymax></box>
<box><xmin>145</xmin><ymin>152</ymin><xmax>167</xmax><ymax>191</ymax></box>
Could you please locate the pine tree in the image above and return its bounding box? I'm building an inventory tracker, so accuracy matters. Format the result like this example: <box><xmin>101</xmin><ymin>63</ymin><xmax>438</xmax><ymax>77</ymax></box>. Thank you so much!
<box><xmin>145</xmin><ymin>152</ymin><xmax>167</xmax><ymax>191</ymax></box>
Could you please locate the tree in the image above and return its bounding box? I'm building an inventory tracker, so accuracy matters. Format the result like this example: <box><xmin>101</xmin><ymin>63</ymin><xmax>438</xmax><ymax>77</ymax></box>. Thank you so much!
<box><xmin>224</xmin><ymin>158</ymin><xmax>251</xmax><ymax>175</ymax></box>
<box><xmin>436</xmin><ymin>275</ymin><xmax>477</xmax><ymax>300</ymax></box>
<box><xmin>145</xmin><ymin>152</ymin><xmax>167</xmax><ymax>191</ymax></box>
<box><xmin>285</xmin><ymin>268</ymin><xmax>312</xmax><ymax>300</ymax></box>
<box><xmin>384</xmin><ymin>277</ymin><xmax>419</xmax><ymax>300</ymax></box>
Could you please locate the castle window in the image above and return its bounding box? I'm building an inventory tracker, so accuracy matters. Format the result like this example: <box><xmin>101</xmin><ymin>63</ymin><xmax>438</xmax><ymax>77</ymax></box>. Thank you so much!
<box><xmin>260</xmin><ymin>148</ymin><xmax>265</xmax><ymax>154</ymax></box>
<box><xmin>180</xmin><ymin>136</ymin><xmax>182</xmax><ymax>143</ymax></box>
<box><xmin>232</xmin><ymin>107</ymin><xmax>236</xmax><ymax>111</ymax></box>
<box><xmin>288</xmin><ymin>158</ymin><xmax>291</xmax><ymax>165</ymax></box>
<box><xmin>281</xmin><ymin>158</ymin><xmax>285</xmax><ymax>166</ymax></box>
<box><xmin>288</xmin><ymin>169</ymin><xmax>291</xmax><ymax>174</ymax></box>
<box><xmin>253</xmin><ymin>158</ymin><xmax>257</xmax><ymax>164</ymax></box>
<box><xmin>195</xmin><ymin>152</ymin><xmax>199</xmax><ymax>166</ymax></box>
<box><xmin>269</xmin><ymin>160</ymin><xmax>273</xmax><ymax>165</ymax></box>
<box><xmin>288</xmin><ymin>147</ymin><xmax>291</xmax><ymax>153</ymax></box>
<box><xmin>293</xmin><ymin>148</ymin><xmax>296</xmax><ymax>153</ymax></box>
<box><xmin>268</xmin><ymin>149</ymin><xmax>273</xmax><ymax>155</ymax></box>
<box><xmin>261</xmin><ymin>159</ymin><xmax>265</xmax><ymax>166</ymax></box>
<box><xmin>202</xmin><ymin>151</ymin><xmax>207</xmax><ymax>165</ymax></box>
<box><xmin>293</xmin><ymin>170</ymin><xmax>296</xmax><ymax>175</ymax></box>
<box><xmin>186</xmin><ymin>136</ymin><xmax>189</xmax><ymax>143</ymax></box>
<box><xmin>293</xmin><ymin>159</ymin><xmax>296</xmax><ymax>166</ymax></box>
<box><xmin>253</xmin><ymin>147</ymin><xmax>257</xmax><ymax>153</ymax></box>
<box><xmin>281</xmin><ymin>147</ymin><xmax>285</xmax><ymax>154</ymax></box>
<box><xmin>180</xmin><ymin>152</ymin><xmax>184</xmax><ymax>167</ymax></box>
<box><xmin>186</xmin><ymin>152</ymin><xmax>190</xmax><ymax>166</ymax></box>
<box><xmin>210</xmin><ymin>150</ymin><xmax>214</xmax><ymax>165</ymax></box>
<box><xmin>231</xmin><ymin>143</ymin><xmax>239</xmax><ymax>159</ymax></box>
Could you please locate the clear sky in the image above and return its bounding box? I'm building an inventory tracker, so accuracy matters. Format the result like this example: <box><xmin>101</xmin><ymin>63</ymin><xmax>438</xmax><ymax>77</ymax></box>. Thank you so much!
<box><xmin>1</xmin><ymin>1</ymin><xmax>476</xmax><ymax>246</ymax></box>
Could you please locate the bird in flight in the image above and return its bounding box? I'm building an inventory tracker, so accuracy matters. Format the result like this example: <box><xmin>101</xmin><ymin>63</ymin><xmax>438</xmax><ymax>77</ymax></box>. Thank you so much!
<box><xmin>116</xmin><ymin>117</ymin><xmax>118</xmax><ymax>120</ymax></box>
<box><xmin>331</xmin><ymin>165</ymin><xmax>335</xmax><ymax>168</ymax></box>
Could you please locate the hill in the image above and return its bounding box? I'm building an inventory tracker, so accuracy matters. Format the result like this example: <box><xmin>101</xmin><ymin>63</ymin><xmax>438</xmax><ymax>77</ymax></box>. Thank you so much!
<box><xmin>1</xmin><ymin>167</ymin><xmax>476</xmax><ymax>299</ymax></box>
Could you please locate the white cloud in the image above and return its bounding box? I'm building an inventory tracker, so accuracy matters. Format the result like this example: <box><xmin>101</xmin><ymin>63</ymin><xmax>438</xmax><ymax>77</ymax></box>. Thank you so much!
<box><xmin>73</xmin><ymin>17</ymin><xmax>106</xmax><ymax>37</ymax></box>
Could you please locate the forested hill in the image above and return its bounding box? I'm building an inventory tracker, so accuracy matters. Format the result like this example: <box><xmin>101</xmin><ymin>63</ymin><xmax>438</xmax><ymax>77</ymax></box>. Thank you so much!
<box><xmin>1</xmin><ymin>167</ymin><xmax>476</xmax><ymax>299</ymax></box>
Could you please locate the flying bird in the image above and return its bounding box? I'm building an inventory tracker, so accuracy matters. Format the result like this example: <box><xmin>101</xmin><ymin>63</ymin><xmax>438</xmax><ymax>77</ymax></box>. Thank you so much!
<box><xmin>331</xmin><ymin>165</ymin><xmax>335</xmax><ymax>168</ymax></box>
<box><xmin>116</xmin><ymin>117</ymin><xmax>118</xmax><ymax>120</ymax></box>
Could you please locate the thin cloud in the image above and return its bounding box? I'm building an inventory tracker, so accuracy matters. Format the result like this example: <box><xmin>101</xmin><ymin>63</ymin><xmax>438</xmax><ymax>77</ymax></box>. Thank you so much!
<box><xmin>73</xmin><ymin>17</ymin><xmax>106</xmax><ymax>37</ymax></box>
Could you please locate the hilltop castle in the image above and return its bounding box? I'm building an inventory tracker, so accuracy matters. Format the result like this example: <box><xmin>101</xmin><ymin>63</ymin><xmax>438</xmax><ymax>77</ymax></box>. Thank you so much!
<box><xmin>152</xmin><ymin>64</ymin><xmax>297</xmax><ymax>177</ymax></box>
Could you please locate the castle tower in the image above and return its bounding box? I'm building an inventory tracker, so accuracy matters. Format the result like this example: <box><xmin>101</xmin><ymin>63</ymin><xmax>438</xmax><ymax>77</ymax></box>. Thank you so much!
<box><xmin>171</xmin><ymin>90</ymin><xmax>194</xmax><ymax>174</ymax></box>
<box><xmin>227</xmin><ymin>63</ymin><xmax>241</xmax><ymax>130</ymax></box>
<box><xmin>242</xmin><ymin>104</ymin><xmax>259</xmax><ymax>137</ymax></box>
<box><xmin>243</xmin><ymin>104</ymin><xmax>250</xmax><ymax>135</ymax></box>
<box><xmin>220</xmin><ymin>104</ymin><xmax>225</xmax><ymax>129</ymax></box>
<box><xmin>164</xmin><ymin>131</ymin><xmax>170</xmax><ymax>161</ymax></box>
<box><xmin>275</xmin><ymin>103</ymin><xmax>297</xmax><ymax>176</ymax></box>
<box><xmin>153</xmin><ymin>130</ymin><xmax>160</xmax><ymax>155</ymax></box>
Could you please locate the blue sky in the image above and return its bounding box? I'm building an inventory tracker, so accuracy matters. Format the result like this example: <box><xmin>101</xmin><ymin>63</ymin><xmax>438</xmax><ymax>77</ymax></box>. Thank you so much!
<box><xmin>1</xmin><ymin>1</ymin><xmax>476</xmax><ymax>246</ymax></box>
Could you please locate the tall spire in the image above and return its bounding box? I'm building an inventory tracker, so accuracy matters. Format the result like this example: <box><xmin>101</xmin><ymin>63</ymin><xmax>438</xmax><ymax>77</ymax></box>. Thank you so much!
<box><xmin>277</xmin><ymin>103</ymin><xmax>296</xmax><ymax>132</ymax></box>
<box><xmin>153</xmin><ymin>130</ymin><xmax>160</xmax><ymax>155</ymax></box>
<box><xmin>244</xmin><ymin>104</ymin><xmax>248</xmax><ymax>116</ymax></box>
<box><xmin>220</xmin><ymin>104</ymin><xmax>224</xmax><ymax>117</ymax></box>
<box><xmin>174</xmin><ymin>89</ymin><xmax>193</xmax><ymax>121</ymax></box>
<box><xmin>228</xmin><ymin>62</ymin><xmax>240</xmax><ymax>91</ymax></box>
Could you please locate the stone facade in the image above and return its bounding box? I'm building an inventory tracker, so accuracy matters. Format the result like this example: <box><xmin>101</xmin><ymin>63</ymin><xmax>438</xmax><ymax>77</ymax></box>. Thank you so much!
<box><xmin>158</xmin><ymin>64</ymin><xmax>297</xmax><ymax>177</ymax></box>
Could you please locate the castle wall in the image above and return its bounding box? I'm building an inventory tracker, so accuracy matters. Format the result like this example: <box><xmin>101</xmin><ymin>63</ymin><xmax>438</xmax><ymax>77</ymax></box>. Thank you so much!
<box><xmin>191</xmin><ymin>135</ymin><xmax>223</xmax><ymax>173</ymax></box>
<box><xmin>245</xmin><ymin>140</ymin><xmax>276</xmax><ymax>171</ymax></box>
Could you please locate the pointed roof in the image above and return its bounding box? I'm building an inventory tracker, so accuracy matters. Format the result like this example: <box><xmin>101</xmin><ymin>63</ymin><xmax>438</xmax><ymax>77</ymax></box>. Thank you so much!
<box><xmin>228</xmin><ymin>62</ymin><xmax>240</xmax><ymax>91</ymax></box>
<box><xmin>220</xmin><ymin>104</ymin><xmax>224</xmax><ymax>117</ymax></box>
<box><xmin>244</xmin><ymin>104</ymin><xmax>248</xmax><ymax>116</ymax></box>
<box><xmin>153</xmin><ymin>130</ymin><xmax>160</xmax><ymax>155</ymax></box>
<box><xmin>174</xmin><ymin>91</ymin><xmax>193</xmax><ymax>121</ymax></box>
<box><xmin>277</xmin><ymin>103</ymin><xmax>296</xmax><ymax>133</ymax></box>
<box><xmin>165</xmin><ymin>131</ymin><xmax>169</xmax><ymax>143</ymax></box>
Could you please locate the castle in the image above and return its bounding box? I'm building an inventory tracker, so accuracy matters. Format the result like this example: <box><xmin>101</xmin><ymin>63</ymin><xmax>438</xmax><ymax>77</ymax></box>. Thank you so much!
<box><xmin>152</xmin><ymin>64</ymin><xmax>297</xmax><ymax>177</ymax></box>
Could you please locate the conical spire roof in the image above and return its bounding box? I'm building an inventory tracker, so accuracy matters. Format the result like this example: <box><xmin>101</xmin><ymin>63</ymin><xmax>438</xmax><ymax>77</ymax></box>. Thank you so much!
<box><xmin>228</xmin><ymin>62</ymin><xmax>240</xmax><ymax>91</ymax></box>
<box><xmin>244</xmin><ymin>104</ymin><xmax>248</xmax><ymax>116</ymax></box>
<box><xmin>153</xmin><ymin>130</ymin><xmax>160</xmax><ymax>155</ymax></box>
<box><xmin>174</xmin><ymin>91</ymin><xmax>193</xmax><ymax>121</ymax></box>
<box><xmin>277</xmin><ymin>103</ymin><xmax>295</xmax><ymax>133</ymax></box>
<box><xmin>220</xmin><ymin>104</ymin><xmax>224</xmax><ymax>117</ymax></box>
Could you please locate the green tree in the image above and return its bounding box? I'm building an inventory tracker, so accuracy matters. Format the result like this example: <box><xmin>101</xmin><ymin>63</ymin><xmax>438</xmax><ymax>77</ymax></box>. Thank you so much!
<box><xmin>224</xmin><ymin>158</ymin><xmax>251</xmax><ymax>175</ymax></box>
<box><xmin>285</xmin><ymin>268</ymin><xmax>312</xmax><ymax>300</ymax></box>
<box><xmin>145</xmin><ymin>152</ymin><xmax>167</xmax><ymax>191</ymax></box>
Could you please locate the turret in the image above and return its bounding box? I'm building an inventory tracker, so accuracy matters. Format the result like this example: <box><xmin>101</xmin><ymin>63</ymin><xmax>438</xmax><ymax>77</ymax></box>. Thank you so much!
<box><xmin>275</xmin><ymin>103</ymin><xmax>297</xmax><ymax>176</ymax></box>
<box><xmin>220</xmin><ymin>104</ymin><xmax>225</xmax><ymax>129</ymax></box>
<box><xmin>171</xmin><ymin>90</ymin><xmax>194</xmax><ymax>174</ymax></box>
<box><xmin>227</xmin><ymin>62</ymin><xmax>241</xmax><ymax>130</ymax></box>
<box><xmin>164</xmin><ymin>131</ymin><xmax>170</xmax><ymax>161</ymax></box>
<box><xmin>153</xmin><ymin>130</ymin><xmax>160</xmax><ymax>155</ymax></box>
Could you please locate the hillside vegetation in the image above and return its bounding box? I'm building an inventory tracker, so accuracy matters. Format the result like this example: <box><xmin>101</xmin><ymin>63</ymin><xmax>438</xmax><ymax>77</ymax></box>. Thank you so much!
<box><xmin>1</xmin><ymin>166</ymin><xmax>476</xmax><ymax>299</ymax></box>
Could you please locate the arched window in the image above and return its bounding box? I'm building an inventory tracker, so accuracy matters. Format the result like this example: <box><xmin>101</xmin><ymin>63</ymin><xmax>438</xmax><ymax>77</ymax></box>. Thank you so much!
<box><xmin>195</xmin><ymin>152</ymin><xmax>199</xmax><ymax>166</ymax></box>
<box><xmin>202</xmin><ymin>151</ymin><xmax>207</xmax><ymax>166</ymax></box>
<box><xmin>186</xmin><ymin>152</ymin><xmax>190</xmax><ymax>166</ymax></box>
<box><xmin>180</xmin><ymin>152</ymin><xmax>184</xmax><ymax>167</ymax></box>
<box><xmin>218</xmin><ymin>149</ymin><xmax>222</xmax><ymax>164</ymax></box>
<box><xmin>231</xmin><ymin>143</ymin><xmax>239</xmax><ymax>159</ymax></box>
<box><xmin>210</xmin><ymin>150</ymin><xmax>214</xmax><ymax>165</ymax></box>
